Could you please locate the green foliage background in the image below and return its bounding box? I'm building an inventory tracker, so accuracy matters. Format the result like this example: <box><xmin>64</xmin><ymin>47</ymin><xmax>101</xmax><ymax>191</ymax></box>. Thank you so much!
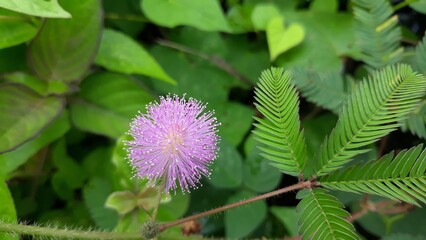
<box><xmin>0</xmin><ymin>0</ymin><xmax>425</xmax><ymax>239</ymax></box>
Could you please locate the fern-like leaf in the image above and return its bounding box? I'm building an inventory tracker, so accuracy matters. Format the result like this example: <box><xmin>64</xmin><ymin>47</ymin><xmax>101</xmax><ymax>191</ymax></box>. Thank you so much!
<box><xmin>353</xmin><ymin>0</ymin><xmax>403</xmax><ymax>68</ymax></box>
<box><xmin>415</xmin><ymin>34</ymin><xmax>426</xmax><ymax>74</ymax></box>
<box><xmin>319</xmin><ymin>144</ymin><xmax>426</xmax><ymax>206</ymax></box>
<box><xmin>253</xmin><ymin>67</ymin><xmax>307</xmax><ymax>176</ymax></box>
<box><xmin>401</xmin><ymin>101</ymin><xmax>426</xmax><ymax>139</ymax></box>
<box><xmin>297</xmin><ymin>189</ymin><xmax>359</xmax><ymax>240</ymax></box>
<box><xmin>291</xmin><ymin>69</ymin><xmax>348</xmax><ymax>114</ymax></box>
<box><xmin>314</xmin><ymin>64</ymin><xmax>426</xmax><ymax>176</ymax></box>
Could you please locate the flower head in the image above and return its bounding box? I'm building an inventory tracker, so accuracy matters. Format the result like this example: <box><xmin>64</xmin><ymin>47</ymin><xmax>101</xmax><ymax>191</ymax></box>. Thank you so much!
<box><xmin>127</xmin><ymin>95</ymin><xmax>220</xmax><ymax>192</ymax></box>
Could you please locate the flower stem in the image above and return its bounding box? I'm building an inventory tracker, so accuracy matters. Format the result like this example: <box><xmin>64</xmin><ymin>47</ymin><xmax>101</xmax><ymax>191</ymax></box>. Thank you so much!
<box><xmin>160</xmin><ymin>180</ymin><xmax>314</xmax><ymax>231</ymax></box>
<box><xmin>0</xmin><ymin>221</ymin><xmax>141</xmax><ymax>240</ymax></box>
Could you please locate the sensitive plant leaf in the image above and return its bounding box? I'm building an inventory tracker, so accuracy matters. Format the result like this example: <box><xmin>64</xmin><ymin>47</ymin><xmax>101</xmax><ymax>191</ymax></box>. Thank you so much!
<box><xmin>401</xmin><ymin>101</ymin><xmax>426</xmax><ymax>139</ymax></box>
<box><xmin>0</xmin><ymin>84</ymin><xmax>64</xmax><ymax>153</ymax></box>
<box><xmin>0</xmin><ymin>0</ymin><xmax>70</xmax><ymax>18</ymax></box>
<box><xmin>297</xmin><ymin>189</ymin><xmax>359</xmax><ymax>240</ymax></box>
<box><xmin>141</xmin><ymin>0</ymin><xmax>230</xmax><ymax>32</ymax></box>
<box><xmin>0</xmin><ymin>8</ymin><xmax>41</xmax><ymax>49</ymax></box>
<box><xmin>27</xmin><ymin>0</ymin><xmax>102</xmax><ymax>82</ymax></box>
<box><xmin>253</xmin><ymin>68</ymin><xmax>307</xmax><ymax>176</ymax></box>
<box><xmin>353</xmin><ymin>0</ymin><xmax>403</xmax><ymax>68</ymax></box>
<box><xmin>225</xmin><ymin>190</ymin><xmax>267</xmax><ymax>238</ymax></box>
<box><xmin>0</xmin><ymin>111</ymin><xmax>70</xmax><ymax>177</ymax></box>
<box><xmin>69</xmin><ymin>72</ymin><xmax>153</xmax><ymax>138</ymax></box>
<box><xmin>314</xmin><ymin>64</ymin><xmax>426</xmax><ymax>176</ymax></box>
<box><xmin>266</xmin><ymin>16</ymin><xmax>305</xmax><ymax>61</ymax></box>
<box><xmin>291</xmin><ymin>69</ymin><xmax>348</xmax><ymax>113</ymax></box>
<box><xmin>319</xmin><ymin>144</ymin><xmax>426</xmax><ymax>206</ymax></box>
<box><xmin>95</xmin><ymin>29</ymin><xmax>176</xmax><ymax>84</ymax></box>
<box><xmin>415</xmin><ymin>34</ymin><xmax>426</xmax><ymax>74</ymax></box>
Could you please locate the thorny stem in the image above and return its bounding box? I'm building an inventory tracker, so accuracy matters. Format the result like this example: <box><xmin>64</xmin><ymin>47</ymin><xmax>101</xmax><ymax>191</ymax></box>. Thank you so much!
<box><xmin>159</xmin><ymin>180</ymin><xmax>315</xmax><ymax>231</ymax></box>
<box><xmin>156</xmin><ymin>39</ymin><xmax>255</xmax><ymax>88</ymax></box>
<box><xmin>0</xmin><ymin>221</ymin><xmax>141</xmax><ymax>240</ymax></box>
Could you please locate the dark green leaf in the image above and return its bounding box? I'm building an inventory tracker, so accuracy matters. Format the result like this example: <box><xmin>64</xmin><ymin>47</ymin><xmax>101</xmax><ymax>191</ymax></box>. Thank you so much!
<box><xmin>95</xmin><ymin>29</ymin><xmax>176</xmax><ymax>84</ymax></box>
<box><xmin>210</xmin><ymin>139</ymin><xmax>243</xmax><ymax>188</ymax></box>
<box><xmin>27</xmin><ymin>0</ymin><xmax>102</xmax><ymax>82</ymax></box>
<box><xmin>141</xmin><ymin>0</ymin><xmax>230</xmax><ymax>32</ymax></box>
<box><xmin>270</xmin><ymin>207</ymin><xmax>298</xmax><ymax>236</ymax></box>
<box><xmin>83</xmin><ymin>178</ymin><xmax>118</xmax><ymax>230</ymax></box>
<box><xmin>0</xmin><ymin>84</ymin><xmax>64</xmax><ymax>153</ymax></box>
<box><xmin>225</xmin><ymin>190</ymin><xmax>267</xmax><ymax>238</ymax></box>
<box><xmin>0</xmin><ymin>111</ymin><xmax>70</xmax><ymax>177</ymax></box>
<box><xmin>70</xmin><ymin>72</ymin><xmax>153</xmax><ymax>138</ymax></box>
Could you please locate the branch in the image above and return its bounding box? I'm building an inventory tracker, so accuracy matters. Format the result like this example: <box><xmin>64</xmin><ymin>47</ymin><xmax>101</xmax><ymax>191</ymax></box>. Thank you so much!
<box><xmin>160</xmin><ymin>180</ymin><xmax>314</xmax><ymax>231</ymax></box>
<box><xmin>156</xmin><ymin>39</ymin><xmax>254</xmax><ymax>87</ymax></box>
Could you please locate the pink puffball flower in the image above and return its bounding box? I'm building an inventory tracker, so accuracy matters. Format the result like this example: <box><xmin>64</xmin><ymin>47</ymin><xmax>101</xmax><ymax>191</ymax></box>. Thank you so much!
<box><xmin>126</xmin><ymin>95</ymin><xmax>220</xmax><ymax>193</ymax></box>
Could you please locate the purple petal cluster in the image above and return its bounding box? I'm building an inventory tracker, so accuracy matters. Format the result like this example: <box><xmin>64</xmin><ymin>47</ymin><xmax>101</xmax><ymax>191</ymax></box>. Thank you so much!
<box><xmin>127</xmin><ymin>95</ymin><xmax>220</xmax><ymax>192</ymax></box>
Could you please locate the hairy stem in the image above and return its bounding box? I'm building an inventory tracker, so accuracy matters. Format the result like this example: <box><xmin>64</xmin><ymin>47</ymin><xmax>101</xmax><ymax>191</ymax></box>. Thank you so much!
<box><xmin>0</xmin><ymin>221</ymin><xmax>141</xmax><ymax>240</ymax></box>
<box><xmin>160</xmin><ymin>180</ymin><xmax>314</xmax><ymax>231</ymax></box>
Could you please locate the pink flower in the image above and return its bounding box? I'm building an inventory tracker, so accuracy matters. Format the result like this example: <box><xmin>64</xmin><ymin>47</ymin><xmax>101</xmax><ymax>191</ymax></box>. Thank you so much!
<box><xmin>127</xmin><ymin>95</ymin><xmax>220</xmax><ymax>192</ymax></box>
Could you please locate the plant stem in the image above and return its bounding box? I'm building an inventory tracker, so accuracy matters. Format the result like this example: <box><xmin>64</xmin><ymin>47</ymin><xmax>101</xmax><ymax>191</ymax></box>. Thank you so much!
<box><xmin>104</xmin><ymin>13</ymin><xmax>148</xmax><ymax>23</ymax></box>
<box><xmin>0</xmin><ymin>221</ymin><xmax>141</xmax><ymax>240</ymax></box>
<box><xmin>160</xmin><ymin>180</ymin><xmax>314</xmax><ymax>231</ymax></box>
<box><xmin>156</xmin><ymin>39</ymin><xmax>255</xmax><ymax>88</ymax></box>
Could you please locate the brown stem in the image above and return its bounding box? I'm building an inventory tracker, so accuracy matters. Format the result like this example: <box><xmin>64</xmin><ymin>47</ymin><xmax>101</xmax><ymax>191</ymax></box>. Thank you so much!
<box><xmin>159</xmin><ymin>180</ymin><xmax>314</xmax><ymax>231</ymax></box>
<box><xmin>156</xmin><ymin>39</ymin><xmax>254</xmax><ymax>88</ymax></box>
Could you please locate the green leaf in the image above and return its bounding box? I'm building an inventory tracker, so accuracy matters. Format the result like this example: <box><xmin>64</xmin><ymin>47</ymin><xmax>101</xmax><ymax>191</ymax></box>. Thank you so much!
<box><xmin>0</xmin><ymin>0</ymin><xmax>70</xmax><ymax>18</ymax></box>
<box><xmin>310</xmin><ymin>0</ymin><xmax>338</xmax><ymax>12</ymax></box>
<box><xmin>0</xmin><ymin>111</ymin><xmax>70</xmax><ymax>177</ymax></box>
<box><xmin>51</xmin><ymin>140</ymin><xmax>87</xmax><ymax>200</ymax></box>
<box><xmin>83</xmin><ymin>178</ymin><xmax>118</xmax><ymax>230</ymax></box>
<box><xmin>410</xmin><ymin>0</ymin><xmax>426</xmax><ymax>14</ymax></box>
<box><xmin>291</xmin><ymin>69</ymin><xmax>348</xmax><ymax>113</ymax></box>
<box><xmin>276</xmin><ymin>11</ymin><xmax>356</xmax><ymax>72</ymax></box>
<box><xmin>209</xmin><ymin>139</ymin><xmax>243</xmax><ymax>188</ymax></box>
<box><xmin>319</xmin><ymin>144</ymin><xmax>426</xmax><ymax>206</ymax></box>
<box><xmin>383</xmin><ymin>233</ymin><xmax>425</xmax><ymax>240</ymax></box>
<box><xmin>314</xmin><ymin>64</ymin><xmax>426</xmax><ymax>176</ymax></box>
<box><xmin>297</xmin><ymin>189</ymin><xmax>359</xmax><ymax>240</ymax></box>
<box><xmin>270</xmin><ymin>207</ymin><xmax>298</xmax><ymax>236</ymax></box>
<box><xmin>224</xmin><ymin>190</ymin><xmax>267</xmax><ymax>238</ymax></box>
<box><xmin>414</xmin><ymin>34</ymin><xmax>426</xmax><ymax>74</ymax></box>
<box><xmin>0</xmin><ymin>179</ymin><xmax>18</xmax><ymax>240</ymax></box>
<box><xmin>0</xmin><ymin>8</ymin><xmax>41</xmax><ymax>49</ymax></box>
<box><xmin>243</xmin><ymin>133</ymin><xmax>281</xmax><ymax>193</ymax></box>
<box><xmin>401</xmin><ymin>101</ymin><xmax>426</xmax><ymax>139</ymax></box>
<box><xmin>95</xmin><ymin>29</ymin><xmax>176</xmax><ymax>84</ymax></box>
<box><xmin>70</xmin><ymin>72</ymin><xmax>153</xmax><ymax>138</ymax></box>
<box><xmin>266</xmin><ymin>16</ymin><xmax>305</xmax><ymax>61</ymax></box>
<box><xmin>253</xmin><ymin>67</ymin><xmax>307</xmax><ymax>176</ymax></box>
<box><xmin>141</xmin><ymin>0</ymin><xmax>230</xmax><ymax>32</ymax></box>
<box><xmin>215</xmin><ymin>102</ymin><xmax>254</xmax><ymax>146</ymax></box>
<box><xmin>105</xmin><ymin>191</ymin><xmax>137</xmax><ymax>215</ymax></box>
<box><xmin>0</xmin><ymin>84</ymin><xmax>64</xmax><ymax>153</ymax></box>
<box><xmin>27</xmin><ymin>0</ymin><xmax>102</xmax><ymax>82</ymax></box>
<box><xmin>251</xmin><ymin>3</ymin><xmax>280</xmax><ymax>30</ymax></box>
<box><xmin>352</xmin><ymin>0</ymin><xmax>403</xmax><ymax>68</ymax></box>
